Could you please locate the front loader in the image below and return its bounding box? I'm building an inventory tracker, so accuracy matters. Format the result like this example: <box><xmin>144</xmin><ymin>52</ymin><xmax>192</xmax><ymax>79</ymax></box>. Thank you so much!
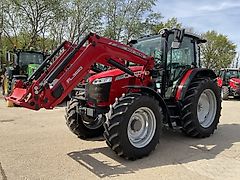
<box><xmin>7</xmin><ymin>29</ymin><xmax>221</xmax><ymax>160</ymax></box>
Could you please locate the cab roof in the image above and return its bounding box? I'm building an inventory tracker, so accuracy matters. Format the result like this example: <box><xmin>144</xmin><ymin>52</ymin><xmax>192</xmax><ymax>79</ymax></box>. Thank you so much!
<box><xmin>134</xmin><ymin>29</ymin><xmax>206</xmax><ymax>44</ymax></box>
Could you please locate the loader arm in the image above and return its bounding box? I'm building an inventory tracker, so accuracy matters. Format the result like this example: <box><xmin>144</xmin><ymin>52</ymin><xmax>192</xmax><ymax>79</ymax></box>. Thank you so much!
<box><xmin>7</xmin><ymin>33</ymin><xmax>154</xmax><ymax>110</ymax></box>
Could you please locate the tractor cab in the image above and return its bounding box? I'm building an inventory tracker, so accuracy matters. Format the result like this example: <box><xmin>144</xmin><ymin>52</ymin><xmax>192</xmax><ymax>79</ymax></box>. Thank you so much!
<box><xmin>6</xmin><ymin>50</ymin><xmax>44</xmax><ymax>77</ymax></box>
<box><xmin>18</xmin><ymin>51</ymin><xmax>44</xmax><ymax>76</ymax></box>
<box><xmin>132</xmin><ymin>29</ymin><xmax>206</xmax><ymax>98</ymax></box>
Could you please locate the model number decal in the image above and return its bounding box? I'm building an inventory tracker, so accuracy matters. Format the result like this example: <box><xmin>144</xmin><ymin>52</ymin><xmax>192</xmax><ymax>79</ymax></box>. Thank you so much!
<box><xmin>115</xmin><ymin>71</ymin><xmax>142</xmax><ymax>81</ymax></box>
<box><xmin>66</xmin><ymin>66</ymin><xmax>83</xmax><ymax>84</ymax></box>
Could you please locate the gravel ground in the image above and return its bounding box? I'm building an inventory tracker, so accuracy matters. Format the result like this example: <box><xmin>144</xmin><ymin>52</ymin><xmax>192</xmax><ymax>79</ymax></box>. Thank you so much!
<box><xmin>0</xmin><ymin>98</ymin><xmax>240</xmax><ymax>180</ymax></box>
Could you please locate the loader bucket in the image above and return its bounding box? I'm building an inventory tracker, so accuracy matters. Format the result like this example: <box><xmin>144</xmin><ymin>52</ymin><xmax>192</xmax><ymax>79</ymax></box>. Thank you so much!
<box><xmin>6</xmin><ymin>87</ymin><xmax>27</xmax><ymax>104</ymax></box>
<box><xmin>5</xmin><ymin>79</ymin><xmax>36</xmax><ymax>110</ymax></box>
<box><xmin>6</xmin><ymin>86</ymin><xmax>37</xmax><ymax>110</ymax></box>
<box><xmin>5</xmin><ymin>40</ymin><xmax>76</xmax><ymax>110</ymax></box>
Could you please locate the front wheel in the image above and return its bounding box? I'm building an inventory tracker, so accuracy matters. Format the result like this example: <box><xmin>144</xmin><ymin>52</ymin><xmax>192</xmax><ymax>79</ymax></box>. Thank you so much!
<box><xmin>65</xmin><ymin>99</ymin><xmax>104</xmax><ymax>139</ymax></box>
<box><xmin>104</xmin><ymin>93</ymin><xmax>163</xmax><ymax>160</ymax></box>
<box><xmin>181</xmin><ymin>78</ymin><xmax>221</xmax><ymax>138</ymax></box>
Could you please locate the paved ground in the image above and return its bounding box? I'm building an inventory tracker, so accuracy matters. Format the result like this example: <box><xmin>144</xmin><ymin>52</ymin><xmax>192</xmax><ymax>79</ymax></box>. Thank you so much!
<box><xmin>0</xmin><ymin>97</ymin><xmax>240</xmax><ymax>180</ymax></box>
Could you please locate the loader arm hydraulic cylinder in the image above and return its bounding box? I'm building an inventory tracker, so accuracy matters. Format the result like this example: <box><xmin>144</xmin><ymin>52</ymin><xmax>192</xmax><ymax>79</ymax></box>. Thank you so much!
<box><xmin>45</xmin><ymin>34</ymin><xmax>91</xmax><ymax>84</ymax></box>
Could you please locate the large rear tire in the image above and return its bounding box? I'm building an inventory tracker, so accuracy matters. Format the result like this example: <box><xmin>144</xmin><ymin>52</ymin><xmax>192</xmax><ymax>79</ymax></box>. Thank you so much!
<box><xmin>181</xmin><ymin>78</ymin><xmax>221</xmax><ymax>138</ymax></box>
<box><xmin>65</xmin><ymin>99</ymin><xmax>104</xmax><ymax>139</ymax></box>
<box><xmin>104</xmin><ymin>93</ymin><xmax>163</xmax><ymax>160</ymax></box>
<box><xmin>221</xmin><ymin>86</ymin><xmax>229</xmax><ymax>100</ymax></box>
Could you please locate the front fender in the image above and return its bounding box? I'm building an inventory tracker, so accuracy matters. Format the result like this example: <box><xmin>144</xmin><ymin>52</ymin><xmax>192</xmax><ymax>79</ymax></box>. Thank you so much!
<box><xmin>125</xmin><ymin>85</ymin><xmax>172</xmax><ymax>127</ymax></box>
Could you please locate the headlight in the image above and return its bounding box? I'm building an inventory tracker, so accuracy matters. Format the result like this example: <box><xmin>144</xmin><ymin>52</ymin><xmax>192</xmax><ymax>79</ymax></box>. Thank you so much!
<box><xmin>92</xmin><ymin>77</ymin><xmax>112</xmax><ymax>85</ymax></box>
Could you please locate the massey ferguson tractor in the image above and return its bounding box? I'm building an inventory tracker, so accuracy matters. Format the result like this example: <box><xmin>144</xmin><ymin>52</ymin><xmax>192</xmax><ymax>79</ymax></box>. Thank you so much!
<box><xmin>217</xmin><ymin>68</ymin><xmax>240</xmax><ymax>100</ymax></box>
<box><xmin>7</xmin><ymin>29</ymin><xmax>221</xmax><ymax>160</ymax></box>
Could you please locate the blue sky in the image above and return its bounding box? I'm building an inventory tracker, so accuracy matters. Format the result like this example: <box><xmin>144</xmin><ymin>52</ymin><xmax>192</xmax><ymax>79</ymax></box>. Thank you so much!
<box><xmin>154</xmin><ymin>0</ymin><xmax>240</xmax><ymax>51</ymax></box>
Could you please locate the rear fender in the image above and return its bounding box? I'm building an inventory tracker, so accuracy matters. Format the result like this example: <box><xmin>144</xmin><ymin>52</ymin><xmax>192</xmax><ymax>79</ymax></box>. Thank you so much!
<box><xmin>175</xmin><ymin>68</ymin><xmax>217</xmax><ymax>101</ymax></box>
<box><xmin>126</xmin><ymin>85</ymin><xmax>172</xmax><ymax>127</ymax></box>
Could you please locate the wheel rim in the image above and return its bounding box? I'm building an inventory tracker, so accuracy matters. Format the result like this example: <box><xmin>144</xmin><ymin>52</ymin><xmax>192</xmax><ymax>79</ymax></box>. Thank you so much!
<box><xmin>197</xmin><ymin>89</ymin><xmax>217</xmax><ymax>128</ymax></box>
<box><xmin>127</xmin><ymin>107</ymin><xmax>156</xmax><ymax>148</ymax></box>
<box><xmin>82</xmin><ymin>116</ymin><xmax>103</xmax><ymax>130</ymax></box>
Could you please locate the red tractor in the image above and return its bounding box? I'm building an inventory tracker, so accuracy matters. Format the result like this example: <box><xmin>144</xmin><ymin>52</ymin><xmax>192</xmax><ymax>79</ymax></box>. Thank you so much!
<box><xmin>7</xmin><ymin>29</ymin><xmax>221</xmax><ymax>160</ymax></box>
<box><xmin>217</xmin><ymin>68</ymin><xmax>240</xmax><ymax>100</ymax></box>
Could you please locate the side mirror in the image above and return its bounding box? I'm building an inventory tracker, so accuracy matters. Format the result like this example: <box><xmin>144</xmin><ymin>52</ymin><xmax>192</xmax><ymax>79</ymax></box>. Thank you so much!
<box><xmin>171</xmin><ymin>29</ymin><xmax>185</xmax><ymax>49</ymax></box>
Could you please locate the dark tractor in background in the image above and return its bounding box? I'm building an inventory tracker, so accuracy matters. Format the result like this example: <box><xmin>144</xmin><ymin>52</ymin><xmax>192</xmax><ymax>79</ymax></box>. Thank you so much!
<box><xmin>2</xmin><ymin>50</ymin><xmax>44</xmax><ymax>106</ymax></box>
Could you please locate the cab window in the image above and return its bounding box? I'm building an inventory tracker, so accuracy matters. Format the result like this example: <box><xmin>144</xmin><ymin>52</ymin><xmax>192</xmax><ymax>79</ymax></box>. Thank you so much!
<box><xmin>167</xmin><ymin>35</ymin><xmax>195</xmax><ymax>67</ymax></box>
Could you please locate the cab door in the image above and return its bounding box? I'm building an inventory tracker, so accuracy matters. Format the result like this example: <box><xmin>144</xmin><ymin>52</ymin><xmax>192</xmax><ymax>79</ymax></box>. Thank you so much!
<box><xmin>165</xmin><ymin>35</ymin><xmax>197</xmax><ymax>98</ymax></box>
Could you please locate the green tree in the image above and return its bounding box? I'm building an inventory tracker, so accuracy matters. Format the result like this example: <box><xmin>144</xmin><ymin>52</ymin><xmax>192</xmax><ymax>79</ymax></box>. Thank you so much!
<box><xmin>0</xmin><ymin>0</ymin><xmax>4</xmax><ymax>69</ymax></box>
<box><xmin>150</xmin><ymin>17</ymin><xmax>182</xmax><ymax>34</ymax></box>
<box><xmin>65</xmin><ymin>0</ymin><xmax>103</xmax><ymax>43</ymax></box>
<box><xmin>12</xmin><ymin>0</ymin><xmax>63</xmax><ymax>48</ymax></box>
<box><xmin>2</xmin><ymin>0</ymin><xmax>22</xmax><ymax>47</ymax></box>
<box><xmin>201</xmin><ymin>31</ymin><xmax>237</xmax><ymax>69</ymax></box>
<box><xmin>103</xmin><ymin>0</ymin><xmax>158</xmax><ymax>42</ymax></box>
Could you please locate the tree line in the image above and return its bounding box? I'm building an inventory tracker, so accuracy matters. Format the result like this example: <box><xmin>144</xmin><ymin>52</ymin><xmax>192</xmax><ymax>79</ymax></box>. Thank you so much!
<box><xmin>0</xmin><ymin>0</ymin><xmax>237</xmax><ymax>70</ymax></box>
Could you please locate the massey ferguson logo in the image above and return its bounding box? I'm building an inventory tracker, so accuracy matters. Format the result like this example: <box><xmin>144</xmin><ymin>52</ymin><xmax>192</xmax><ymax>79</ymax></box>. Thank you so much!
<box><xmin>66</xmin><ymin>66</ymin><xmax>83</xmax><ymax>84</ymax></box>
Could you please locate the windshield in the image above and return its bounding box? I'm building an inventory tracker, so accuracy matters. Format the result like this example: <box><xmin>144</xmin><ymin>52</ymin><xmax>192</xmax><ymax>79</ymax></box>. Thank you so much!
<box><xmin>133</xmin><ymin>36</ymin><xmax>162</xmax><ymax>62</ymax></box>
<box><xmin>19</xmin><ymin>52</ymin><xmax>44</xmax><ymax>66</ymax></box>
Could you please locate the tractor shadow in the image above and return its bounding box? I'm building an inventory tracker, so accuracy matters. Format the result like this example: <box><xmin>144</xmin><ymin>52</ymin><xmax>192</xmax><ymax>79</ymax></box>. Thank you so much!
<box><xmin>67</xmin><ymin>123</ymin><xmax>240</xmax><ymax>178</ymax></box>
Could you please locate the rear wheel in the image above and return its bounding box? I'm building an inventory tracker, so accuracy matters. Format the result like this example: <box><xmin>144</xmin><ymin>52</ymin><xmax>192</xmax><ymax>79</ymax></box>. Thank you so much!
<box><xmin>221</xmin><ymin>86</ymin><xmax>229</xmax><ymax>100</ymax></box>
<box><xmin>181</xmin><ymin>78</ymin><xmax>221</xmax><ymax>138</ymax></box>
<box><xmin>65</xmin><ymin>99</ymin><xmax>104</xmax><ymax>139</ymax></box>
<box><xmin>104</xmin><ymin>93</ymin><xmax>163</xmax><ymax>160</ymax></box>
